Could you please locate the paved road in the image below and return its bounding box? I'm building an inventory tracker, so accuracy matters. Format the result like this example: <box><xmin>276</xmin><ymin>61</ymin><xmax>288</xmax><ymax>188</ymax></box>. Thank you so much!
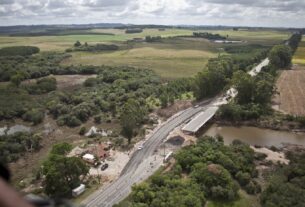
<box><xmin>83</xmin><ymin>100</ymin><xmax>213</xmax><ymax>207</ymax></box>
<box><xmin>83</xmin><ymin>58</ymin><xmax>270</xmax><ymax>207</ymax></box>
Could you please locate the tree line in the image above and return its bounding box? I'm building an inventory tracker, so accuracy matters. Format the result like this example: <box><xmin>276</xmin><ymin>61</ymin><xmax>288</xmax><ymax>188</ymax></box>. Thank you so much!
<box><xmin>0</xmin><ymin>46</ymin><xmax>39</xmax><ymax>57</ymax></box>
<box><xmin>193</xmin><ymin>32</ymin><xmax>227</xmax><ymax>40</ymax></box>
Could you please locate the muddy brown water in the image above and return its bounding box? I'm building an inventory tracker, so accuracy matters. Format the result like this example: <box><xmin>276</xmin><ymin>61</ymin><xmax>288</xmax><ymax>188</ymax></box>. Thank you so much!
<box><xmin>203</xmin><ymin>124</ymin><xmax>305</xmax><ymax>147</ymax></box>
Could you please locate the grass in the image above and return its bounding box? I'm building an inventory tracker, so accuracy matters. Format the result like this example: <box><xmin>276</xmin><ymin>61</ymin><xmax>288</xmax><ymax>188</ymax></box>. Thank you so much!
<box><xmin>0</xmin><ymin>28</ymin><xmax>193</xmax><ymax>52</ymax></box>
<box><xmin>293</xmin><ymin>36</ymin><xmax>305</xmax><ymax>65</ymax></box>
<box><xmin>0</xmin><ymin>28</ymin><xmax>290</xmax><ymax>79</ymax></box>
<box><xmin>201</xmin><ymin>29</ymin><xmax>290</xmax><ymax>45</ymax></box>
<box><xmin>61</xmin><ymin>38</ymin><xmax>218</xmax><ymax>79</ymax></box>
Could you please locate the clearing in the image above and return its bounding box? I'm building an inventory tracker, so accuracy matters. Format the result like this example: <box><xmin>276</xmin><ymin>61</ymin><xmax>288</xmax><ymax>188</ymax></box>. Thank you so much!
<box><xmin>273</xmin><ymin>67</ymin><xmax>305</xmax><ymax>115</ymax></box>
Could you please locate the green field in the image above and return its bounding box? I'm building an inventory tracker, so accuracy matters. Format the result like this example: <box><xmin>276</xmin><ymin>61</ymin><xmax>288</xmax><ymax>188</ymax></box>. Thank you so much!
<box><xmin>203</xmin><ymin>29</ymin><xmax>290</xmax><ymax>44</ymax></box>
<box><xmin>0</xmin><ymin>28</ymin><xmax>193</xmax><ymax>51</ymax></box>
<box><xmin>0</xmin><ymin>28</ymin><xmax>290</xmax><ymax>79</ymax></box>
<box><xmin>62</xmin><ymin>38</ymin><xmax>218</xmax><ymax>79</ymax></box>
<box><xmin>293</xmin><ymin>36</ymin><xmax>305</xmax><ymax>65</ymax></box>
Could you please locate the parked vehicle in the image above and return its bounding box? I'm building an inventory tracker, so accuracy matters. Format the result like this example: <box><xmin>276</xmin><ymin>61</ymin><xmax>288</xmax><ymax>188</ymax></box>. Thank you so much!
<box><xmin>101</xmin><ymin>163</ymin><xmax>109</xmax><ymax>171</ymax></box>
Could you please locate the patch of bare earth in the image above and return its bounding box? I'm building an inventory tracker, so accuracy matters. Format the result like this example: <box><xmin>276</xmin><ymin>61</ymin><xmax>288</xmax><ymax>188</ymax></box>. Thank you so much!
<box><xmin>273</xmin><ymin>67</ymin><xmax>305</xmax><ymax>116</ymax></box>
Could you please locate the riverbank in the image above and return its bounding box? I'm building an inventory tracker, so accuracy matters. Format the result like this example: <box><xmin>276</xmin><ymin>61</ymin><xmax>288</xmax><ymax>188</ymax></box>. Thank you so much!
<box><xmin>214</xmin><ymin>114</ymin><xmax>305</xmax><ymax>133</ymax></box>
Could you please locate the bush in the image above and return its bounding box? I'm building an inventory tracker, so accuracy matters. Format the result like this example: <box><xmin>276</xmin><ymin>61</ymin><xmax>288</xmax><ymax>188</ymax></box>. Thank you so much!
<box><xmin>25</xmin><ymin>77</ymin><xmax>57</xmax><ymax>94</ymax></box>
<box><xmin>245</xmin><ymin>180</ymin><xmax>261</xmax><ymax>195</ymax></box>
<box><xmin>84</xmin><ymin>78</ymin><xmax>97</xmax><ymax>87</ymax></box>
<box><xmin>236</xmin><ymin>171</ymin><xmax>251</xmax><ymax>186</ymax></box>
<box><xmin>22</xmin><ymin>109</ymin><xmax>44</xmax><ymax>125</ymax></box>
<box><xmin>79</xmin><ymin>126</ymin><xmax>86</xmax><ymax>135</ymax></box>
<box><xmin>66</xmin><ymin>116</ymin><xmax>81</xmax><ymax>127</ymax></box>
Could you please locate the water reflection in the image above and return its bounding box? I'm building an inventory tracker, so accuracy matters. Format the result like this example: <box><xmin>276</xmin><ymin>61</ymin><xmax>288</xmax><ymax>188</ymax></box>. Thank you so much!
<box><xmin>204</xmin><ymin>124</ymin><xmax>305</xmax><ymax>147</ymax></box>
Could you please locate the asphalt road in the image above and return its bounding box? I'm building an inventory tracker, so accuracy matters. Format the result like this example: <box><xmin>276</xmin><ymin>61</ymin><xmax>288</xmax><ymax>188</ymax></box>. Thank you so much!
<box><xmin>83</xmin><ymin>58</ymin><xmax>270</xmax><ymax>207</ymax></box>
<box><xmin>83</xmin><ymin>99</ymin><xmax>212</xmax><ymax>207</ymax></box>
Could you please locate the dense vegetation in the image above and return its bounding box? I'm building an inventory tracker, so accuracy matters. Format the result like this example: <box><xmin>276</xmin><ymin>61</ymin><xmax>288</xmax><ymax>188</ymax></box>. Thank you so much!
<box><xmin>288</xmin><ymin>33</ymin><xmax>302</xmax><ymax>53</ymax></box>
<box><xmin>192</xmin><ymin>56</ymin><xmax>234</xmax><ymax>100</ymax></box>
<box><xmin>42</xmin><ymin>142</ymin><xmax>89</xmax><ymax>198</ymax></box>
<box><xmin>218</xmin><ymin>41</ymin><xmax>293</xmax><ymax>122</ymax></box>
<box><xmin>0</xmin><ymin>132</ymin><xmax>42</xmax><ymax>164</ymax></box>
<box><xmin>0</xmin><ymin>46</ymin><xmax>39</xmax><ymax>57</ymax></box>
<box><xmin>24</xmin><ymin>77</ymin><xmax>57</xmax><ymax>95</ymax></box>
<box><xmin>0</xmin><ymin>52</ymin><xmax>71</xmax><ymax>81</ymax></box>
<box><xmin>118</xmin><ymin>137</ymin><xmax>261</xmax><ymax>207</ymax></box>
<box><xmin>0</xmin><ymin>86</ymin><xmax>41</xmax><ymax>121</ymax></box>
<box><xmin>193</xmin><ymin>43</ymin><xmax>269</xmax><ymax>101</ymax></box>
<box><xmin>145</xmin><ymin>36</ymin><xmax>162</xmax><ymax>42</ymax></box>
<box><xmin>261</xmin><ymin>151</ymin><xmax>305</xmax><ymax>207</ymax></box>
<box><xmin>193</xmin><ymin>32</ymin><xmax>227</xmax><ymax>40</ymax></box>
<box><xmin>67</xmin><ymin>42</ymin><xmax>119</xmax><ymax>52</ymax></box>
<box><xmin>158</xmin><ymin>78</ymin><xmax>193</xmax><ymax>108</ymax></box>
<box><xmin>218</xmin><ymin>71</ymin><xmax>274</xmax><ymax>121</ymax></box>
<box><xmin>268</xmin><ymin>45</ymin><xmax>292</xmax><ymax>68</ymax></box>
<box><xmin>48</xmin><ymin>67</ymin><xmax>160</xmax><ymax>128</ymax></box>
<box><xmin>125</xmin><ymin>28</ymin><xmax>143</xmax><ymax>33</ymax></box>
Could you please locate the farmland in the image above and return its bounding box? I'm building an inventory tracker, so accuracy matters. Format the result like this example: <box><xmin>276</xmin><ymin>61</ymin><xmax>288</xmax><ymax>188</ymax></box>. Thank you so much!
<box><xmin>293</xmin><ymin>36</ymin><xmax>305</xmax><ymax>65</ymax></box>
<box><xmin>274</xmin><ymin>67</ymin><xmax>305</xmax><ymax>115</ymax></box>
<box><xmin>0</xmin><ymin>28</ymin><xmax>290</xmax><ymax>79</ymax></box>
<box><xmin>0</xmin><ymin>28</ymin><xmax>194</xmax><ymax>51</ymax></box>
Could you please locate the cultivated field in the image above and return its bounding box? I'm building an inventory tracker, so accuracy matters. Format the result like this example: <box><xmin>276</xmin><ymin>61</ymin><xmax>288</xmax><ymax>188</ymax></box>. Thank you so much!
<box><xmin>293</xmin><ymin>36</ymin><xmax>305</xmax><ymax>65</ymax></box>
<box><xmin>274</xmin><ymin>67</ymin><xmax>305</xmax><ymax>115</ymax></box>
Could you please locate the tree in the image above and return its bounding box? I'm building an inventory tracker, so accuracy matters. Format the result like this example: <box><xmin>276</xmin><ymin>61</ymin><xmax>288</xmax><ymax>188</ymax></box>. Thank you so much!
<box><xmin>50</xmin><ymin>142</ymin><xmax>72</xmax><ymax>155</ymax></box>
<box><xmin>232</xmin><ymin>70</ymin><xmax>255</xmax><ymax>104</ymax></box>
<box><xmin>74</xmin><ymin>40</ymin><xmax>81</xmax><ymax>47</ymax></box>
<box><xmin>160</xmin><ymin>94</ymin><xmax>168</xmax><ymax>108</ymax></box>
<box><xmin>43</xmin><ymin>155</ymin><xmax>88</xmax><ymax>198</ymax></box>
<box><xmin>269</xmin><ymin>45</ymin><xmax>292</xmax><ymax>68</ymax></box>
<box><xmin>253</xmin><ymin>73</ymin><xmax>274</xmax><ymax>105</ymax></box>
<box><xmin>10</xmin><ymin>73</ymin><xmax>24</xmax><ymax>87</ymax></box>
<box><xmin>22</xmin><ymin>109</ymin><xmax>44</xmax><ymax>125</ymax></box>
<box><xmin>120</xmin><ymin>99</ymin><xmax>147</xmax><ymax>144</ymax></box>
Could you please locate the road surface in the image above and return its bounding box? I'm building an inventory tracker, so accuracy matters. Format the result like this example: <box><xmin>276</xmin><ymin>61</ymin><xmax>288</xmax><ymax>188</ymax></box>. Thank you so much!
<box><xmin>83</xmin><ymin>58</ymin><xmax>270</xmax><ymax>207</ymax></box>
<box><xmin>83</xmin><ymin>100</ymin><xmax>212</xmax><ymax>207</ymax></box>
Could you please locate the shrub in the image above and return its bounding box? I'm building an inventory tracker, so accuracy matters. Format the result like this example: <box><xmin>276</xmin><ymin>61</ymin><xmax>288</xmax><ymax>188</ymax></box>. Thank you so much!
<box><xmin>22</xmin><ymin>109</ymin><xmax>44</xmax><ymax>125</ymax></box>
<box><xmin>236</xmin><ymin>171</ymin><xmax>251</xmax><ymax>186</ymax></box>
<box><xmin>79</xmin><ymin>126</ymin><xmax>86</xmax><ymax>135</ymax></box>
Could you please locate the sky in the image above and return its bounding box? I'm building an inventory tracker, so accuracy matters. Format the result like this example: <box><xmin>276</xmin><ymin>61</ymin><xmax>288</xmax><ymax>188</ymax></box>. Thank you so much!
<box><xmin>0</xmin><ymin>0</ymin><xmax>305</xmax><ymax>27</ymax></box>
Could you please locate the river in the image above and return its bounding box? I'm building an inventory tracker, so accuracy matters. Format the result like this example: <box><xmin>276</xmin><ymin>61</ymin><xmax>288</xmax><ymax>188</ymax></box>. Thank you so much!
<box><xmin>204</xmin><ymin>124</ymin><xmax>305</xmax><ymax>147</ymax></box>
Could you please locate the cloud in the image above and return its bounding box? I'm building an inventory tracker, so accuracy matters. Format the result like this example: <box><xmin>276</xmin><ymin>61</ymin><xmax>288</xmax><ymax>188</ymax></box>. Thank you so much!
<box><xmin>0</xmin><ymin>0</ymin><xmax>304</xmax><ymax>27</ymax></box>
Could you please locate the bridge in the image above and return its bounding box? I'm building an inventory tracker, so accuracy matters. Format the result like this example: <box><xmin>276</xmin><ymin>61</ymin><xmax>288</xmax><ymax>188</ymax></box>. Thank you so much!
<box><xmin>182</xmin><ymin>58</ymin><xmax>270</xmax><ymax>134</ymax></box>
